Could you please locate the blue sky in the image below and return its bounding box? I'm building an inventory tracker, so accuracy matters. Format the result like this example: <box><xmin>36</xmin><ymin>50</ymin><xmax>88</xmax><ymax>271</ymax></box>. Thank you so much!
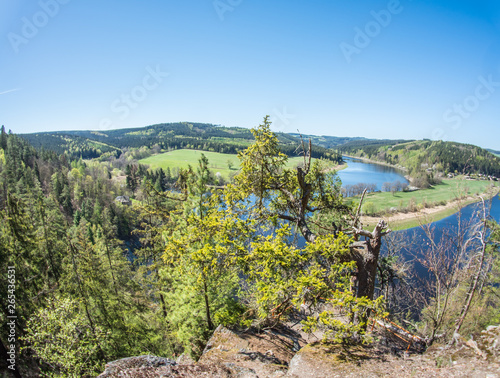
<box><xmin>1</xmin><ymin>0</ymin><xmax>499</xmax><ymax>149</ymax></box>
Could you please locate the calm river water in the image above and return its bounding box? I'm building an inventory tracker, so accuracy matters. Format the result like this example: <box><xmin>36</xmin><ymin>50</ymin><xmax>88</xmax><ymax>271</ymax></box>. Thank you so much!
<box><xmin>338</xmin><ymin>157</ymin><xmax>409</xmax><ymax>190</ymax></box>
<box><xmin>337</xmin><ymin>158</ymin><xmax>499</xmax><ymax>264</ymax></box>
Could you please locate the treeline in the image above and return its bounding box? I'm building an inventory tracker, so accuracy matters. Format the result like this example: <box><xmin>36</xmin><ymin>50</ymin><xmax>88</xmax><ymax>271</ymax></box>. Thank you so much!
<box><xmin>20</xmin><ymin>122</ymin><xmax>342</xmax><ymax>163</ymax></box>
<box><xmin>341</xmin><ymin>139</ymin><xmax>500</xmax><ymax>177</ymax></box>
<box><xmin>338</xmin><ymin>138</ymin><xmax>413</xmax><ymax>157</ymax></box>
<box><xmin>0</xmin><ymin>127</ymin><xmax>156</xmax><ymax>376</ymax></box>
<box><xmin>20</xmin><ymin>132</ymin><xmax>121</xmax><ymax>160</ymax></box>
<box><xmin>288</xmin><ymin>133</ymin><xmax>368</xmax><ymax>149</ymax></box>
<box><xmin>341</xmin><ymin>181</ymin><xmax>408</xmax><ymax>197</ymax></box>
<box><xmin>125</xmin><ymin>164</ymin><xmax>211</xmax><ymax>193</ymax></box>
<box><xmin>2</xmin><ymin>121</ymin><xmax>499</xmax><ymax>377</ymax></box>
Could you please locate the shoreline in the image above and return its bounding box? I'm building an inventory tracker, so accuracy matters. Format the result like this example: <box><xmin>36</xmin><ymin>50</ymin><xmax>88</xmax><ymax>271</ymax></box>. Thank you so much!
<box><xmin>342</xmin><ymin>154</ymin><xmax>409</xmax><ymax>174</ymax></box>
<box><xmin>361</xmin><ymin>188</ymin><xmax>500</xmax><ymax>231</ymax></box>
<box><xmin>327</xmin><ymin>161</ymin><xmax>348</xmax><ymax>172</ymax></box>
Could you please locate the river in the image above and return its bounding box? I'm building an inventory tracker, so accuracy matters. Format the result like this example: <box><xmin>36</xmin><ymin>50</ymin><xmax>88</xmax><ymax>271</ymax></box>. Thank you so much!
<box><xmin>392</xmin><ymin>195</ymin><xmax>500</xmax><ymax>271</ymax></box>
<box><xmin>336</xmin><ymin>157</ymin><xmax>500</xmax><ymax>267</ymax></box>
<box><xmin>338</xmin><ymin>156</ymin><xmax>409</xmax><ymax>191</ymax></box>
<box><xmin>338</xmin><ymin>156</ymin><xmax>500</xmax><ymax>268</ymax></box>
<box><xmin>337</xmin><ymin>155</ymin><xmax>499</xmax><ymax>231</ymax></box>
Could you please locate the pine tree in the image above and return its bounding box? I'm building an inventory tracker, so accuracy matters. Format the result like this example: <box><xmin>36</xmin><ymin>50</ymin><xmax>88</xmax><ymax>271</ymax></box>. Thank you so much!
<box><xmin>0</xmin><ymin>125</ymin><xmax>7</xmax><ymax>151</ymax></box>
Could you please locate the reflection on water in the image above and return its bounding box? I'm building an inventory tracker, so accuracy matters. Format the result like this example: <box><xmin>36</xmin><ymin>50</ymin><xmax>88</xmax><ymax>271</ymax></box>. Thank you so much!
<box><xmin>256</xmin><ymin>158</ymin><xmax>499</xmax><ymax>271</ymax></box>
<box><xmin>394</xmin><ymin>195</ymin><xmax>500</xmax><ymax>255</ymax></box>
<box><xmin>338</xmin><ymin>157</ymin><xmax>409</xmax><ymax>191</ymax></box>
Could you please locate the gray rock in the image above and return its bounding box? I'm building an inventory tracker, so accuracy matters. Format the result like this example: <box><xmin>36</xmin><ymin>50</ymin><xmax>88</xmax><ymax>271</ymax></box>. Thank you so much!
<box><xmin>225</xmin><ymin>363</ymin><xmax>258</xmax><ymax>377</ymax></box>
<box><xmin>98</xmin><ymin>355</ymin><xmax>176</xmax><ymax>377</ymax></box>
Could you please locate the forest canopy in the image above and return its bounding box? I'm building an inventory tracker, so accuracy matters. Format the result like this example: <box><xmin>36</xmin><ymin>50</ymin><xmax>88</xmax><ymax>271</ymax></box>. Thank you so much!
<box><xmin>0</xmin><ymin>121</ymin><xmax>499</xmax><ymax>377</ymax></box>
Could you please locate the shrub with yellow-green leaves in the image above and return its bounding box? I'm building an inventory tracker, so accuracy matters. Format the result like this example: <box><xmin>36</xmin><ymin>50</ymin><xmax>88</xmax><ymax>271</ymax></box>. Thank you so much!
<box><xmin>22</xmin><ymin>296</ymin><xmax>109</xmax><ymax>377</ymax></box>
<box><xmin>241</xmin><ymin>224</ymin><xmax>387</xmax><ymax>342</ymax></box>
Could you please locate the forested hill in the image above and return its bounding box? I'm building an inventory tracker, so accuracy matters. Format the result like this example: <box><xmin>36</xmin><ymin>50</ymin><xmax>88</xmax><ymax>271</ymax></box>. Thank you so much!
<box><xmin>287</xmin><ymin>133</ymin><xmax>412</xmax><ymax>150</ymax></box>
<box><xmin>20</xmin><ymin>122</ymin><xmax>341</xmax><ymax>162</ymax></box>
<box><xmin>339</xmin><ymin>139</ymin><xmax>500</xmax><ymax>176</ymax></box>
<box><xmin>2</xmin><ymin>125</ymin><xmax>500</xmax><ymax>377</ymax></box>
<box><xmin>488</xmin><ymin>148</ymin><xmax>500</xmax><ymax>157</ymax></box>
<box><xmin>18</xmin><ymin>122</ymin><xmax>500</xmax><ymax>175</ymax></box>
<box><xmin>287</xmin><ymin>133</ymin><xmax>369</xmax><ymax>149</ymax></box>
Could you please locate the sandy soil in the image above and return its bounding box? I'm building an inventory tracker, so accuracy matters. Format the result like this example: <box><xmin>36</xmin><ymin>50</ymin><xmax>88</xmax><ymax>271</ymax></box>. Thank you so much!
<box><xmin>361</xmin><ymin>195</ymin><xmax>482</xmax><ymax>228</ymax></box>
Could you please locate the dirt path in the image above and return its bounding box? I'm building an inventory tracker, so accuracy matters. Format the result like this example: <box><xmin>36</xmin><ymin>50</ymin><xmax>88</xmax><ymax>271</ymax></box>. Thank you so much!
<box><xmin>361</xmin><ymin>192</ymin><xmax>497</xmax><ymax>229</ymax></box>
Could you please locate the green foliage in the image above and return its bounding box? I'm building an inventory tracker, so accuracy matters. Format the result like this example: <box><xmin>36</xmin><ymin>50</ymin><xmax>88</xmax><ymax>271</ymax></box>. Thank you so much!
<box><xmin>231</xmin><ymin>116</ymin><xmax>289</xmax><ymax>206</ymax></box>
<box><xmin>22</xmin><ymin>297</ymin><xmax>108</xmax><ymax>377</ymax></box>
<box><xmin>228</xmin><ymin>116</ymin><xmax>347</xmax><ymax>227</ymax></box>
<box><xmin>363</xmin><ymin>201</ymin><xmax>375</xmax><ymax>215</ymax></box>
<box><xmin>302</xmin><ymin>293</ymin><xmax>387</xmax><ymax>344</ymax></box>
<box><xmin>241</xmin><ymin>224</ymin><xmax>308</xmax><ymax>319</ymax></box>
<box><xmin>301</xmin><ymin>237</ymin><xmax>388</xmax><ymax>343</ymax></box>
<box><xmin>158</xmin><ymin>156</ymin><xmax>253</xmax><ymax>355</ymax></box>
<box><xmin>22</xmin><ymin>122</ymin><xmax>339</xmax><ymax>164</ymax></box>
<box><xmin>342</xmin><ymin>139</ymin><xmax>500</xmax><ymax>176</ymax></box>
<box><xmin>14</xmin><ymin>121</ymin><xmax>500</xmax><ymax>372</ymax></box>
<box><xmin>240</xmin><ymin>223</ymin><xmax>386</xmax><ymax>342</ymax></box>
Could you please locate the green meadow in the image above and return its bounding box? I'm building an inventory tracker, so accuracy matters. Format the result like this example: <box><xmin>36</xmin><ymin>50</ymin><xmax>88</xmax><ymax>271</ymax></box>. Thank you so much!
<box><xmin>360</xmin><ymin>179</ymin><xmax>497</xmax><ymax>212</ymax></box>
<box><xmin>139</xmin><ymin>149</ymin><xmax>340</xmax><ymax>180</ymax></box>
<box><xmin>358</xmin><ymin>178</ymin><xmax>499</xmax><ymax>230</ymax></box>
<box><xmin>139</xmin><ymin>150</ymin><xmax>240</xmax><ymax>179</ymax></box>
<box><xmin>139</xmin><ymin>149</ymin><xmax>338</xmax><ymax>180</ymax></box>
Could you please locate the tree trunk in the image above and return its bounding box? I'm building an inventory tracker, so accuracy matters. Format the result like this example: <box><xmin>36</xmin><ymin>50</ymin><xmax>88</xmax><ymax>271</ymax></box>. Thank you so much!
<box><xmin>352</xmin><ymin>220</ymin><xmax>388</xmax><ymax>300</ymax></box>
<box><xmin>202</xmin><ymin>275</ymin><xmax>214</xmax><ymax>330</ymax></box>
<box><xmin>159</xmin><ymin>293</ymin><xmax>168</xmax><ymax>319</ymax></box>
<box><xmin>453</xmin><ymin>200</ymin><xmax>488</xmax><ymax>338</ymax></box>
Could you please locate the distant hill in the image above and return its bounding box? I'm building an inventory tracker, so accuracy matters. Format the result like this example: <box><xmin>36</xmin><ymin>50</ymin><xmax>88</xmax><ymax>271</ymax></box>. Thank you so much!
<box><xmin>487</xmin><ymin>148</ymin><xmax>500</xmax><ymax>157</ymax></box>
<box><xmin>287</xmin><ymin>133</ymin><xmax>368</xmax><ymax>149</ymax></box>
<box><xmin>20</xmin><ymin>122</ymin><xmax>341</xmax><ymax>162</ymax></box>
<box><xmin>339</xmin><ymin>139</ymin><xmax>500</xmax><ymax>176</ymax></box>
<box><xmin>19</xmin><ymin>123</ymin><xmax>500</xmax><ymax>176</ymax></box>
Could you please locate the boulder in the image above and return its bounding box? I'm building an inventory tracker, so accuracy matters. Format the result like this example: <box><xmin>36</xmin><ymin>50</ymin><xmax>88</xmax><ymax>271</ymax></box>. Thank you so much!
<box><xmin>97</xmin><ymin>354</ymin><xmax>233</xmax><ymax>377</ymax></box>
<box><xmin>286</xmin><ymin>342</ymin><xmax>378</xmax><ymax>378</ymax></box>
<box><xmin>198</xmin><ymin>324</ymin><xmax>306</xmax><ymax>377</ymax></box>
<box><xmin>97</xmin><ymin>355</ymin><xmax>176</xmax><ymax>377</ymax></box>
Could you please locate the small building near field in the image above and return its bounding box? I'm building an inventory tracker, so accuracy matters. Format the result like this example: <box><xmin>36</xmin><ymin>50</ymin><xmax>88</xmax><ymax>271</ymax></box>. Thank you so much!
<box><xmin>115</xmin><ymin>195</ymin><xmax>131</xmax><ymax>205</ymax></box>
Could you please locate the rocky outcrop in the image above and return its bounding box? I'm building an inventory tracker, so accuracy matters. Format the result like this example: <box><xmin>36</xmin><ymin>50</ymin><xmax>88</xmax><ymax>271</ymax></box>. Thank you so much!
<box><xmin>470</xmin><ymin>325</ymin><xmax>500</xmax><ymax>360</ymax></box>
<box><xmin>97</xmin><ymin>325</ymin><xmax>306</xmax><ymax>377</ymax></box>
<box><xmin>97</xmin><ymin>355</ymin><xmax>175</xmax><ymax>377</ymax></box>
<box><xmin>286</xmin><ymin>341</ymin><xmax>396</xmax><ymax>378</ymax></box>
<box><xmin>97</xmin><ymin>354</ymin><xmax>233</xmax><ymax>377</ymax></box>
<box><xmin>198</xmin><ymin>324</ymin><xmax>307</xmax><ymax>377</ymax></box>
<box><xmin>98</xmin><ymin>325</ymin><xmax>500</xmax><ymax>377</ymax></box>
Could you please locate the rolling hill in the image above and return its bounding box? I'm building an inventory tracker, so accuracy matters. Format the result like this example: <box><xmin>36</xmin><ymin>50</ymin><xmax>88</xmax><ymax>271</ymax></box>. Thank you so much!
<box><xmin>18</xmin><ymin>122</ymin><xmax>500</xmax><ymax>178</ymax></box>
<box><xmin>20</xmin><ymin>122</ymin><xmax>341</xmax><ymax>163</ymax></box>
<box><xmin>340</xmin><ymin>139</ymin><xmax>500</xmax><ymax>176</ymax></box>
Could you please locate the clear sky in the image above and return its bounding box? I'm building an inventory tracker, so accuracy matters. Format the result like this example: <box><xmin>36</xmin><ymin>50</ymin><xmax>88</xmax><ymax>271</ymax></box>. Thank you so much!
<box><xmin>1</xmin><ymin>0</ymin><xmax>499</xmax><ymax>149</ymax></box>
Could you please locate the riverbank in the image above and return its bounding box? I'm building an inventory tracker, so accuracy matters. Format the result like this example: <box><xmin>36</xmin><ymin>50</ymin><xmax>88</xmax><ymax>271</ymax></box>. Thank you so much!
<box><xmin>343</xmin><ymin>154</ymin><xmax>408</xmax><ymax>174</ymax></box>
<box><xmin>361</xmin><ymin>185</ymin><xmax>500</xmax><ymax>231</ymax></box>
<box><xmin>325</xmin><ymin>160</ymin><xmax>348</xmax><ymax>172</ymax></box>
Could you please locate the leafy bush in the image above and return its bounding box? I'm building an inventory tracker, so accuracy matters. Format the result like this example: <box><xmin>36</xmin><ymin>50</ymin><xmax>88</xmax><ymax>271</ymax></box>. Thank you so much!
<box><xmin>22</xmin><ymin>297</ymin><xmax>108</xmax><ymax>377</ymax></box>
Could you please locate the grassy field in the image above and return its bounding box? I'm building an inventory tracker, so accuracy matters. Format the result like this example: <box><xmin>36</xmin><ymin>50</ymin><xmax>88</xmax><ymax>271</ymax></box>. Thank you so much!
<box><xmin>360</xmin><ymin>179</ymin><xmax>497</xmax><ymax>212</ymax></box>
<box><xmin>139</xmin><ymin>149</ymin><xmax>339</xmax><ymax>180</ymax></box>
<box><xmin>139</xmin><ymin>150</ymin><xmax>240</xmax><ymax>179</ymax></box>
<box><xmin>358</xmin><ymin>179</ymin><xmax>499</xmax><ymax>230</ymax></box>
